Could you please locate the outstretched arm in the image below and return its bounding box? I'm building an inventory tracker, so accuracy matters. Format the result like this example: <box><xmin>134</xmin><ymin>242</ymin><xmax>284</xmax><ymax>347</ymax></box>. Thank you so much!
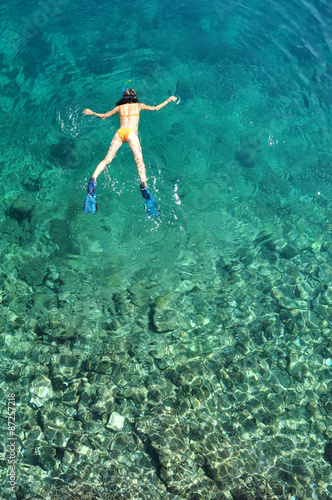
<box><xmin>83</xmin><ymin>106</ymin><xmax>119</xmax><ymax>120</ymax></box>
<box><xmin>140</xmin><ymin>96</ymin><xmax>177</xmax><ymax>111</ymax></box>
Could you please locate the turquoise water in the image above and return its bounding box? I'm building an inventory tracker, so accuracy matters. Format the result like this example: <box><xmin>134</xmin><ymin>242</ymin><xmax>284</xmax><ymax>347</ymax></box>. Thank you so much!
<box><xmin>1</xmin><ymin>0</ymin><xmax>332</xmax><ymax>498</ymax></box>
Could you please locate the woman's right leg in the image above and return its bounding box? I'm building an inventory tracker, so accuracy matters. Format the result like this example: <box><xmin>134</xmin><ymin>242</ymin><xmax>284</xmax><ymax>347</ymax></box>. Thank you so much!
<box><xmin>127</xmin><ymin>132</ymin><xmax>159</xmax><ymax>216</ymax></box>
<box><xmin>92</xmin><ymin>132</ymin><xmax>123</xmax><ymax>179</ymax></box>
<box><xmin>127</xmin><ymin>132</ymin><xmax>147</xmax><ymax>184</ymax></box>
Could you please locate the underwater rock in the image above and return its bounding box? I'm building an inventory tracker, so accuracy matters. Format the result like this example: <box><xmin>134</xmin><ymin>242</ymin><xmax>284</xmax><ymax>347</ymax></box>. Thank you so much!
<box><xmin>235</xmin><ymin>149</ymin><xmax>255</xmax><ymax>169</ymax></box>
<box><xmin>79</xmin><ymin>382</ymin><xmax>96</xmax><ymax>405</ymax></box>
<box><xmin>87</xmin><ymin>54</ymin><xmax>114</xmax><ymax>75</ymax></box>
<box><xmin>38</xmin><ymin>308</ymin><xmax>82</xmax><ymax>339</ymax></box>
<box><xmin>50</xmin><ymin>352</ymin><xmax>81</xmax><ymax>384</ymax></box>
<box><xmin>0</xmin><ymin>79</ymin><xmax>20</xmax><ymax>97</ymax></box>
<box><xmin>36</xmin><ymin>445</ymin><xmax>57</xmax><ymax>471</ymax></box>
<box><xmin>153</xmin><ymin>308</ymin><xmax>180</xmax><ymax>332</ymax></box>
<box><xmin>5</xmin><ymin>195</ymin><xmax>35</xmax><ymax>224</ymax></box>
<box><xmin>92</xmin><ymin>385</ymin><xmax>116</xmax><ymax>414</ymax></box>
<box><xmin>49</xmin><ymin>218</ymin><xmax>79</xmax><ymax>255</ymax></box>
<box><xmin>122</xmin><ymin>385</ymin><xmax>148</xmax><ymax>403</ymax></box>
<box><xmin>113</xmin><ymin>291</ymin><xmax>135</xmax><ymax>315</ymax></box>
<box><xmin>175</xmin><ymin>79</ymin><xmax>193</xmax><ymax>101</ymax></box>
<box><xmin>63</xmin><ymin>382</ymin><xmax>81</xmax><ymax>406</ymax></box>
<box><xmin>49</xmin><ymin>137</ymin><xmax>75</xmax><ymax>162</ymax></box>
<box><xmin>296</xmin><ymin>281</ymin><xmax>316</xmax><ymax>301</ymax></box>
<box><xmin>42</xmin><ymin>409</ymin><xmax>73</xmax><ymax>448</ymax></box>
<box><xmin>153</xmin><ymin>293</ymin><xmax>194</xmax><ymax>332</ymax></box>
<box><xmin>274</xmin><ymin>239</ymin><xmax>298</xmax><ymax>259</ymax></box>
<box><xmin>323</xmin><ymin>286</ymin><xmax>332</xmax><ymax>305</ymax></box>
<box><xmin>324</xmin><ymin>441</ymin><xmax>332</xmax><ymax>466</ymax></box>
<box><xmin>303</xmin><ymin>309</ymin><xmax>322</xmax><ymax>329</ymax></box>
<box><xmin>16</xmin><ymin>254</ymin><xmax>49</xmax><ymax>287</ymax></box>
<box><xmin>318</xmin><ymin>263</ymin><xmax>332</xmax><ymax>283</ymax></box>
<box><xmin>316</xmin><ymin>420</ymin><xmax>327</xmax><ymax>433</ymax></box>
<box><xmin>62</xmin><ymin>450</ymin><xmax>75</xmax><ymax>465</ymax></box>
<box><xmin>22</xmin><ymin>177</ymin><xmax>41</xmax><ymax>192</ymax></box>
<box><xmin>110</xmin><ymin>433</ymin><xmax>131</xmax><ymax>452</ymax></box>
<box><xmin>288</xmin><ymin>353</ymin><xmax>306</xmax><ymax>379</ymax></box>
<box><xmin>106</xmin><ymin>412</ymin><xmax>125</xmax><ymax>432</ymax></box>
<box><xmin>22</xmin><ymin>425</ymin><xmax>48</xmax><ymax>461</ymax></box>
<box><xmin>6</xmin><ymin>310</ymin><xmax>20</xmax><ymax>328</ymax></box>
<box><xmin>135</xmin><ymin>58</ymin><xmax>156</xmax><ymax>77</ymax></box>
<box><xmin>5</xmin><ymin>361</ymin><xmax>26</xmax><ymax>381</ymax></box>
<box><xmin>29</xmin><ymin>376</ymin><xmax>54</xmax><ymax>408</ymax></box>
<box><xmin>128</xmin><ymin>284</ymin><xmax>152</xmax><ymax>307</ymax></box>
<box><xmin>95</xmin><ymin>356</ymin><xmax>114</xmax><ymax>375</ymax></box>
<box><xmin>71</xmin><ymin>440</ymin><xmax>93</xmax><ymax>459</ymax></box>
<box><xmin>41</xmin><ymin>407</ymin><xmax>83</xmax><ymax>445</ymax></box>
<box><xmin>154</xmin><ymin>293</ymin><xmax>178</xmax><ymax>311</ymax></box>
<box><xmin>272</xmin><ymin>286</ymin><xmax>306</xmax><ymax>310</ymax></box>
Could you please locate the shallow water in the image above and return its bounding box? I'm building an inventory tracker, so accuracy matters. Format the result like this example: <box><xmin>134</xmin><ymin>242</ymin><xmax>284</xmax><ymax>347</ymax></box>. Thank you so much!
<box><xmin>1</xmin><ymin>0</ymin><xmax>332</xmax><ymax>498</ymax></box>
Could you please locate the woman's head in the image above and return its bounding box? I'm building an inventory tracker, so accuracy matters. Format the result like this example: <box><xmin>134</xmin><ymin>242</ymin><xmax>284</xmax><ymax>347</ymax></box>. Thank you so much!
<box><xmin>116</xmin><ymin>88</ymin><xmax>138</xmax><ymax>106</ymax></box>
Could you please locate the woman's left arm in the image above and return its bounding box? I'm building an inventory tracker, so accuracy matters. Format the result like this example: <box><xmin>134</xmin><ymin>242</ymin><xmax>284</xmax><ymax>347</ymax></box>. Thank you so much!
<box><xmin>140</xmin><ymin>97</ymin><xmax>177</xmax><ymax>112</ymax></box>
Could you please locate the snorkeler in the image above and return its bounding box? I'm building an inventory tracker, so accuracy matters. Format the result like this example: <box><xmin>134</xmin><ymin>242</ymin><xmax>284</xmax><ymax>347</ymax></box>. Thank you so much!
<box><xmin>83</xmin><ymin>87</ymin><xmax>177</xmax><ymax>217</ymax></box>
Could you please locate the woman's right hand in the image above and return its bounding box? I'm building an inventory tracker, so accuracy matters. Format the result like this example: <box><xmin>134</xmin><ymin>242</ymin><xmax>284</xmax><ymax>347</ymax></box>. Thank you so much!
<box><xmin>168</xmin><ymin>96</ymin><xmax>177</xmax><ymax>102</ymax></box>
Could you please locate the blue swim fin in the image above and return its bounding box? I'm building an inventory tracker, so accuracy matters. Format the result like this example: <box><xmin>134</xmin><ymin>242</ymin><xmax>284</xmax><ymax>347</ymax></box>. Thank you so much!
<box><xmin>140</xmin><ymin>184</ymin><xmax>160</xmax><ymax>217</ymax></box>
<box><xmin>83</xmin><ymin>178</ymin><xmax>97</xmax><ymax>214</ymax></box>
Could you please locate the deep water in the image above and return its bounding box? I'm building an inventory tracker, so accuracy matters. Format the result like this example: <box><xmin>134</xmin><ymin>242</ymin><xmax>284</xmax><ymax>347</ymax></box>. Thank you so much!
<box><xmin>1</xmin><ymin>0</ymin><xmax>332</xmax><ymax>498</ymax></box>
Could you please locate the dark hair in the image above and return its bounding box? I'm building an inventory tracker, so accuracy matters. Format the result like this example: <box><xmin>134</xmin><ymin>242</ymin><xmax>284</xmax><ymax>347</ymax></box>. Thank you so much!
<box><xmin>116</xmin><ymin>88</ymin><xmax>139</xmax><ymax>106</ymax></box>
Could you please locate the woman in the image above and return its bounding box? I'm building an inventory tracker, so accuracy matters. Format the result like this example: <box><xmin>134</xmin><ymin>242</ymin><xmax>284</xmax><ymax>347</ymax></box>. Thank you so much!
<box><xmin>83</xmin><ymin>88</ymin><xmax>177</xmax><ymax>216</ymax></box>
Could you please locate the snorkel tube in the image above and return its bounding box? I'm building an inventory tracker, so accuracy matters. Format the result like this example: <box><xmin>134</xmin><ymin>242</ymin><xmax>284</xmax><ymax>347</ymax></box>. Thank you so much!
<box><xmin>122</xmin><ymin>80</ymin><xmax>131</xmax><ymax>97</ymax></box>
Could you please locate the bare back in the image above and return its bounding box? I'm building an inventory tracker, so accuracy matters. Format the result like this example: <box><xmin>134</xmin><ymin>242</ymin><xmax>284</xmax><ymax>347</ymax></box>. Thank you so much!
<box><xmin>117</xmin><ymin>101</ymin><xmax>169</xmax><ymax>131</ymax></box>
<box><xmin>118</xmin><ymin>103</ymin><xmax>141</xmax><ymax>131</ymax></box>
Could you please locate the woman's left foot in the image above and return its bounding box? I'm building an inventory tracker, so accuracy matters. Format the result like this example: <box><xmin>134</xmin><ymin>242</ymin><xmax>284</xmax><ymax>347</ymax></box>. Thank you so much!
<box><xmin>83</xmin><ymin>178</ymin><xmax>97</xmax><ymax>214</ymax></box>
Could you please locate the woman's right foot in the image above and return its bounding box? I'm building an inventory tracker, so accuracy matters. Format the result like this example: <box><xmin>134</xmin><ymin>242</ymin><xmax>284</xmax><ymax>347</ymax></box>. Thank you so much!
<box><xmin>140</xmin><ymin>183</ymin><xmax>159</xmax><ymax>217</ymax></box>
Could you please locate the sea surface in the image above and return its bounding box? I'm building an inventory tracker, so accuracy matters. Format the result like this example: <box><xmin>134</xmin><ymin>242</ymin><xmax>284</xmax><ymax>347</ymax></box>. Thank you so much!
<box><xmin>0</xmin><ymin>0</ymin><xmax>332</xmax><ymax>498</ymax></box>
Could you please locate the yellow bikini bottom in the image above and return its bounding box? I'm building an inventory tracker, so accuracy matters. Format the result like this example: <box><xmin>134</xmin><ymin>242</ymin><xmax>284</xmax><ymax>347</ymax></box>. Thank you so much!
<box><xmin>117</xmin><ymin>128</ymin><xmax>135</xmax><ymax>142</ymax></box>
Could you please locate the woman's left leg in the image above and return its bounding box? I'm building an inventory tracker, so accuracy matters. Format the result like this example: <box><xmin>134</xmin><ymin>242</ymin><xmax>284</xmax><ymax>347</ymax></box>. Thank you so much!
<box><xmin>92</xmin><ymin>132</ymin><xmax>123</xmax><ymax>180</ymax></box>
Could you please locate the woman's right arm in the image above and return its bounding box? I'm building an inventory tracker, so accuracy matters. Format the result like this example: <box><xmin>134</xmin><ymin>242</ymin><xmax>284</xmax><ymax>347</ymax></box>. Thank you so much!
<box><xmin>83</xmin><ymin>107</ymin><xmax>119</xmax><ymax>119</ymax></box>
<box><xmin>140</xmin><ymin>96</ymin><xmax>177</xmax><ymax>111</ymax></box>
